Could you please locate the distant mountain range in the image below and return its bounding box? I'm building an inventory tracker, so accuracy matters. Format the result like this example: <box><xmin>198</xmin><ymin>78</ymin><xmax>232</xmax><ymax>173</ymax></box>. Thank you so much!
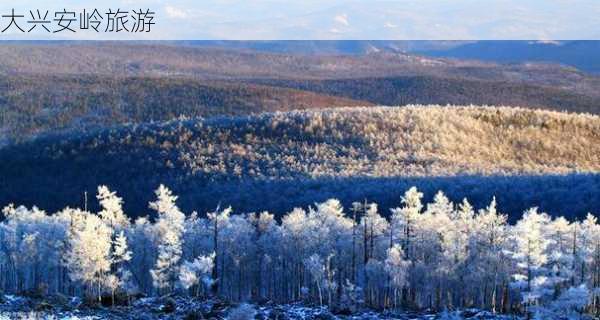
<box><xmin>174</xmin><ymin>40</ymin><xmax>464</xmax><ymax>55</ymax></box>
<box><xmin>418</xmin><ymin>41</ymin><xmax>600</xmax><ymax>74</ymax></box>
<box><xmin>176</xmin><ymin>40</ymin><xmax>600</xmax><ymax>74</ymax></box>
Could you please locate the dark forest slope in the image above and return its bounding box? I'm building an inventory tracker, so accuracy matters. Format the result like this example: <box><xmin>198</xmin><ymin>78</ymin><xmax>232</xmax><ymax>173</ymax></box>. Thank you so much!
<box><xmin>253</xmin><ymin>76</ymin><xmax>600</xmax><ymax>114</ymax></box>
<box><xmin>0</xmin><ymin>75</ymin><xmax>369</xmax><ymax>144</ymax></box>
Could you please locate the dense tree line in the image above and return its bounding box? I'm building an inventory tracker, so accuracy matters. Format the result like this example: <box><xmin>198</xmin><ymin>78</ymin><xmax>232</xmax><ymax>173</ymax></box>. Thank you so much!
<box><xmin>253</xmin><ymin>76</ymin><xmax>600</xmax><ymax>114</ymax></box>
<box><xmin>2</xmin><ymin>74</ymin><xmax>599</xmax><ymax>145</ymax></box>
<box><xmin>0</xmin><ymin>185</ymin><xmax>598</xmax><ymax>318</ymax></box>
<box><xmin>0</xmin><ymin>75</ymin><xmax>364</xmax><ymax>145</ymax></box>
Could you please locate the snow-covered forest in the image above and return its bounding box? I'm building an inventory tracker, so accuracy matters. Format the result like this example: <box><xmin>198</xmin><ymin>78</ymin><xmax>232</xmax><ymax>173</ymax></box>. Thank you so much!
<box><xmin>1</xmin><ymin>185</ymin><xmax>598</xmax><ymax>319</ymax></box>
<box><xmin>3</xmin><ymin>106</ymin><xmax>600</xmax><ymax>219</ymax></box>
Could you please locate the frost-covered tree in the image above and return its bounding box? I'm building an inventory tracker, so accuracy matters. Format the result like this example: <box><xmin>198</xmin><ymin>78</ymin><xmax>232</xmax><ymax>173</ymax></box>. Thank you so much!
<box><xmin>469</xmin><ymin>197</ymin><xmax>508</xmax><ymax>312</ymax></box>
<box><xmin>97</xmin><ymin>186</ymin><xmax>130</xmax><ymax>230</ymax></box>
<box><xmin>510</xmin><ymin>208</ymin><xmax>552</xmax><ymax>314</ymax></box>
<box><xmin>580</xmin><ymin>213</ymin><xmax>600</xmax><ymax>315</ymax></box>
<box><xmin>385</xmin><ymin>244</ymin><xmax>410</xmax><ymax>308</ymax></box>
<box><xmin>207</xmin><ymin>205</ymin><xmax>232</xmax><ymax>296</ymax></box>
<box><xmin>0</xmin><ymin>205</ymin><xmax>68</xmax><ymax>294</ymax></box>
<box><xmin>179</xmin><ymin>253</ymin><xmax>215</xmax><ymax>296</ymax></box>
<box><xmin>251</xmin><ymin>211</ymin><xmax>278</xmax><ymax>300</ymax></box>
<box><xmin>546</xmin><ymin>217</ymin><xmax>574</xmax><ymax>294</ymax></box>
<box><xmin>359</xmin><ymin>202</ymin><xmax>388</xmax><ymax>306</ymax></box>
<box><xmin>128</xmin><ymin>216</ymin><xmax>156</xmax><ymax>293</ymax></box>
<box><xmin>64</xmin><ymin>212</ymin><xmax>113</xmax><ymax>302</ymax></box>
<box><xmin>0</xmin><ymin>185</ymin><xmax>598</xmax><ymax>317</ymax></box>
<box><xmin>444</xmin><ymin>199</ymin><xmax>474</xmax><ymax>268</ymax></box>
<box><xmin>390</xmin><ymin>187</ymin><xmax>423</xmax><ymax>260</ymax></box>
<box><xmin>533</xmin><ymin>284</ymin><xmax>590</xmax><ymax>319</ymax></box>
<box><xmin>112</xmin><ymin>231</ymin><xmax>135</xmax><ymax>298</ymax></box>
<box><xmin>221</xmin><ymin>214</ymin><xmax>257</xmax><ymax>300</ymax></box>
<box><xmin>304</xmin><ymin>254</ymin><xmax>326</xmax><ymax>306</ymax></box>
<box><xmin>149</xmin><ymin>185</ymin><xmax>186</xmax><ymax>294</ymax></box>
<box><xmin>360</xmin><ymin>203</ymin><xmax>388</xmax><ymax>265</ymax></box>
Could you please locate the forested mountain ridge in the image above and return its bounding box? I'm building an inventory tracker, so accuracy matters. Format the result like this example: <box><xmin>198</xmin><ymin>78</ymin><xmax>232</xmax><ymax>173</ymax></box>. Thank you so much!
<box><xmin>0</xmin><ymin>43</ymin><xmax>595</xmax><ymax>83</ymax></box>
<box><xmin>251</xmin><ymin>76</ymin><xmax>600</xmax><ymax>114</ymax></box>
<box><xmin>3</xmin><ymin>74</ymin><xmax>599</xmax><ymax>146</ymax></box>
<box><xmin>2</xmin><ymin>43</ymin><xmax>600</xmax><ymax>145</ymax></box>
<box><xmin>2</xmin><ymin>105</ymin><xmax>599</xmax><ymax>219</ymax></box>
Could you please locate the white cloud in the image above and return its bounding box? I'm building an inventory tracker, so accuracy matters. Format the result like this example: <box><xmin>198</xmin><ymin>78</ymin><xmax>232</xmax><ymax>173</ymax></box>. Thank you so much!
<box><xmin>165</xmin><ymin>5</ymin><xmax>188</xmax><ymax>19</ymax></box>
<box><xmin>334</xmin><ymin>13</ymin><xmax>349</xmax><ymax>26</ymax></box>
<box><xmin>384</xmin><ymin>22</ymin><xmax>398</xmax><ymax>28</ymax></box>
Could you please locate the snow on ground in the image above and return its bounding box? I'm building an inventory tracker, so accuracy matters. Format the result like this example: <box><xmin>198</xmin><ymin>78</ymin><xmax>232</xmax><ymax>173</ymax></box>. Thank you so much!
<box><xmin>0</xmin><ymin>294</ymin><xmax>525</xmax><ymax>320</ymax></box>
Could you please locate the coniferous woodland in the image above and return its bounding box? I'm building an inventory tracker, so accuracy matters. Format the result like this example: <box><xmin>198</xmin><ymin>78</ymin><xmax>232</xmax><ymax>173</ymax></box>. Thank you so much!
<box><xmin>1</xmin><ymin>185</ymin><xmax>598</xmax><ymax>319</ymax></box>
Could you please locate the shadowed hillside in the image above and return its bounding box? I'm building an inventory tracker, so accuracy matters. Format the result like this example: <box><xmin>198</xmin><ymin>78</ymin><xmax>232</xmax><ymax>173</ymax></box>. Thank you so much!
<box><xmin>0</xmin><ymin>75</ymin><xmax>369</xmax><ymax>144</ymax></box>
<box><xmin>1</xmin><ymin>105</ymin><xmax>599</xmax><ymax>219</ymax></box>
<box><xmin>253</xmin><ymin>76</ymin><xmax>600</xmax><ymax>114</ymax></box>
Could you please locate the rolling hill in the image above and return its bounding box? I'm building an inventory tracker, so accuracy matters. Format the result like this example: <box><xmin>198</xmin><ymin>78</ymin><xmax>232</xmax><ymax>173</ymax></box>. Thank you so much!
<box><xmin>2</xmin><ymin>105</ymin><xmax>599</xmax><ymax>221</ymax></box>
<box><xmin>2</xmin><ymin>42</ymin><xmax>600</xmax><ymax>145</ymax></box>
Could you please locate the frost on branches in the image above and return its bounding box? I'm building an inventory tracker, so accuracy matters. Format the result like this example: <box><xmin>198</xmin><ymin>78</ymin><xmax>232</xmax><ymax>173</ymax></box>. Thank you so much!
<box><xmin>0</xmin><ymin>185</ymin><xmax>598</xmax><ymax>318</ymax></box>
<box><xmin>149</xmin><ymin>185</ymin><xmax>186</xmax><ymax>294</ymax></box>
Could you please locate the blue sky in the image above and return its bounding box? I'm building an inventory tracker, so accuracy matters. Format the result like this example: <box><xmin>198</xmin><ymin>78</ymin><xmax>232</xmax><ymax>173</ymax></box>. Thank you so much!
<box><xmin>0</xmin><ymin>0</ymin><xmax>599</xmax><ymax>40</ymax></box>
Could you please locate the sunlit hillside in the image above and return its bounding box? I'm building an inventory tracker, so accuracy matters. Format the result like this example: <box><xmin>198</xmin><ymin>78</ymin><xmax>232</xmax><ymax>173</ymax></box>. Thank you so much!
<box><xmin>2</xmin><ymin>105</ymin><xmax>599</xmax><ymax>218</ymax></box>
